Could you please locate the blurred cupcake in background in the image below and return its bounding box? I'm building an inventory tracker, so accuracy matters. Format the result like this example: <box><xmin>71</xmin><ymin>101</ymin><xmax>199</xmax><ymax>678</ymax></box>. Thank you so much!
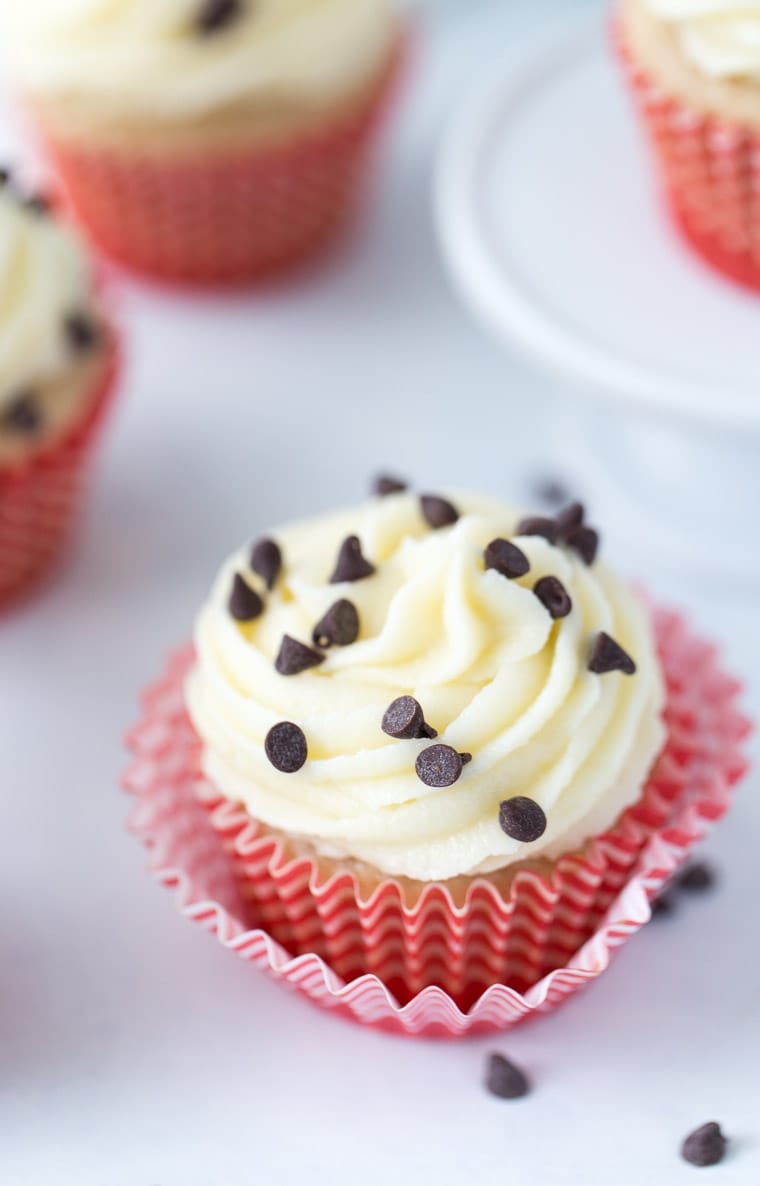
<box><xmin>0</xmin><ymin>176</ymin><xmax>119</xmax><ymax>608</ymax></box>
<box><xmin>2</xmin><ymin>1</ymin><xmax>404</xmax><ymax>287</ymax></box>
<box><xmin>617</xmin><ymin>1</ymin><xmax>760</xmax><ymax>292</ymax></box>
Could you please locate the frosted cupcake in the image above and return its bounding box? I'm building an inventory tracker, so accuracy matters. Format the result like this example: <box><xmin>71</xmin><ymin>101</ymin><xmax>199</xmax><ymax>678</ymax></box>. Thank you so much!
<box><xmin>0</xmin><ymin>177</ymin><xmax>118</xmax><ymax>607</ymax></box>
<box><xmin>617</xmin><ymin>1</ymin><xmax>760</xmax><ymax>291</ymax></box>
<box><xmin>2</xmin><ymin>1</ymin><xmax>403</xmax><ymax>286</ymax></box>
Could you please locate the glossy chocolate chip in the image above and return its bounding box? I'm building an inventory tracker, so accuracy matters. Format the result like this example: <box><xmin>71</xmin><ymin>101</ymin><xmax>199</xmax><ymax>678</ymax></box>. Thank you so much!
<box><xmin>265</xmin><ymin>722</ymin><xmax>307</xmax><ymax>774</ymax></box>
<box><xmin>275</xmin><ymin>635</ymin><xmax>325</xmax><ymax>676</ymax></box>
<box><xmin>420</xmin><ymin>494</ymin><xmax>459</xmax><ymax>529</ymax></box>
<box><xmin>415</xmin><ymin>744</ymin><xmax>467</xmax><ymax>787</ymax></box>
<box><xmin>330</xmin><ymin>535</ymin><xmax>376</xmax><ymax>583</ymax></box>
<box><xmin>565</xmin><ymin>524</ymin><xmax>599</xmax><ymax>566</ymax></box>
<box><xmin>374</xmin><ymin>473</ymin><xmax>408</xmax><ymax>497</ymax></box>
<box><xmin>681</xmin><ymin>1123</ymin><xmax>727</xmax><ymax>1168</ymax></box>
<box><xmin>228</xmin><ymin>573</ymin><xmax>263</xmax><ymax>622</ymax></box>
<box><xmin>485</xmin><ymin>538</ymin><xmax>530</xmax><ymax>580</ymax></box>
<box><xmin>382</xmin><ymin>696</ymin><xmax>437</xmax><ymax>741</ymax></box>
<box><xmin>485</xmin><ymin>1053</ymin><xmax>531</xmax><ymax>1100</ymax></box>
<box><xmin>250</xmin><ymin>537</ymin><xmax>282</xmax><ymax>590</ymax></box>
<box><xmin>498</xmin><ymin>797</ymin><xmax>547</xmax><ymax>843</ymax></box>
<box><xmin>515</xmin><ymin>516</ymin><xmax>559</xmax><ymax>544</ymax></box>
<box><xmin>313</xmin><ymin>599</ymin><xmax>359</xmax><ymax>648</ymax></box>
<box><xmin>533</xmin><ymin>576</ymin><xmax>572</xmax><ymax>619</ymax></box>
<box><xmin>588</xmin><ymin>632</ymin><xmax>636</xmax><ymax>676</ymax></box>
<box><xmin>1</xmin><ymin>391</ymin><xmax>42</xmax><ymax>436</ymax></box>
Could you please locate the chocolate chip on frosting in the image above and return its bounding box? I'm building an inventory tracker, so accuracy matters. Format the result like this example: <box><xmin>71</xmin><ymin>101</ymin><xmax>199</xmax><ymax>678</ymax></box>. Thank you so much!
<box><xmin>533</xmin><ymin>576</ymin><xmax>572</xmax><ymax>620</ymax></box>
<box><xmin>313</xmin><ymin>599</ymin><xmax>360</xmax><ymax>649</ymax></box>
<box><xmin>0</xmin><ymin>167</ymin><xmax>10</xmax><ymax>187</ymax></box>
<box><xmin>382</xmin><ymin>696</ymin><xmax>437</xmax><ymax>741</ymax></box>
<box><xmin>556</xmin><ymin>501</ymin><xmax>585</xmax><ymax>538</ymax></box>
<box><xmin>330</xmin><ymin>535</ymin><xmax>376</xmax><ymax>583</ymax></box>
<box><xmin>265</xmin><ymin>722</ymin><xmax>308</xmax><ymax>774</ymax></box>
<box><xmin>196</xmin><ymin>0</ymin><xmax>244</xmax><ymax>34</ymax></box>
<box><xmin>588</xmin><ymin>632</ymin><xmax>636</xmax><ymax>675</ymax></box>
<box><xmin>515</xmin><ymin>516</ymin><xmax>559</xmax><ymax>545</ymax></box>
<box><xmin>64</xmin><ymin>311</ymin><xmax>101</xmax><ymax>354</ymax></box>
<box><xmin>484</xmin><ymin>538</ymin><xmax>530</xmax><ymax>580</ymax></box>
<box><xmin>565</xmin><ymin>524</ymin><xmax>599</xmax><ymax>566</ymax></box>
<box><xmin>420</xmin><ymin>494</ymin><xmax>459</xmax><ymax>529</ymax></box>
<box><xmin>250</xmin><ymin>537</ymin><xmax>282</xmax><ymax>590</ymax></box>
<box><xmin>415</xmin><ymin>744</ymin><xmax>468</xmax><ymax>787</ymax></box>
<box><xmin>681</xmin><ymin>1122</ymin><xmax>727</xmax><ymax>1168</ymax></box>
<box><xmin>498</xmin><ymin>796</ymin><xmax>547</xmax><ymax>843</ymax></box>
<box><xmin>1</xmin><ymin>391</ymin><xmax>42</xmax><ymax>436</ymax></box>
<box><xmin>228</xmin><ymin>572</ymin><xmax>263</xmax><ymax>622</ymax></box>
<box><xmin>275</xmin><ymin>635</ymin><xmax>325</xmax><ymax>676</ymax></box>
<box><xmin>374</xmin><ymin>473</ymin><xmax>408</xmax><ymax>497</ymax></box>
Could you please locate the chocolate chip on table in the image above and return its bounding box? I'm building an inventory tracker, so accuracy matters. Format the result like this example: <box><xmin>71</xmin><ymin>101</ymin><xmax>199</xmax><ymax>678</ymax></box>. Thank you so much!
<box><xmin>556</xmin><ymin>501</ymin><xmax>585</xmax><ymax>538</ymax></box>
<box><xmin>533</xmin><ymin>476</ymin><xmax>571</xmax><ymax>506</ymax></box>
<box><xmin>374</xmin><ymin>473</ymin><xmax>408</xmax><ymax>497</ymax></box>
<box><xmin>420</xmin><ymin>494</ymin><xmax>459</xmax><ymax>529</ymax></box>
<box><xmin>196</xmin><ymin>0</ymin><xmax>244</xmax><ymax>34</ymax></box>
<box><xmin>1</xmin><ymin>391</ymin><xmax>42</xmax><ymax>436</ymax></box>
<box><xmin>681</xmin><ymin>1122</ymin><xmax>728</xmax><ymax>1168</ymax></box>
<box><xmin>415</xmin><ymin>744</ymin><xmax>468</xmax><ymax>787</ymax></box>
<box><xmin>313</xmin><ymin>599</ymin><xmax>360</xmax><ymax>648</ymax></box>
<box><xmin>228</xmin><ymin>572</ymin><xmax>263</xmax><ymax>622</ymax></box>
<box><xmin>515</xmin><ymin>516</ymin><xmax>559</xmax><ymax>544</ymax></box>
<box><xmin>265</xmin><ymin>721</ymin><xmax>307</xmax><ymax>774</ymax></box>
<box><xmin>64</xmin><ymin>311</ymin><xmax>101</xmax><ymax>354</ymax></box>
<box><xmin>498</xmin><ymin>797</ymin><xmax>547</xmax><ymax>843</ymax></box>
<box><xmin>485</xmin><ymin>538</ymin><xmax>530</xmax><ymax>580</ymax></box>
<box><xmin>650</xmin><ymin>889</ymin><xmax>676</xmax><ymax>918</ymax></box>
<box><xmin>588</xmin><ymin>632</ymin><xmax>636</xmax><ymax>676</ymax></box>
<box><xmin>275</xmin><ymin>635</ymin><xmax>325</xmax><ymax>676</ymax></box>
<box><xmin>250</xmin><ymin>537</ymin><xmax>282</xmax><ymax>590</ymax></box>
<box><xmin>382</xmin><ymin>696</ymin><xmax>437</xmax><ymax>740</ymax></box>
<box><xmin>485</xmin><ymin>1053</ymin><xmax>531</xmax><ymax>1100</ymax></box>
<box><xmin>677</xmin><ymin>861</ymin><xmax>717</xmax><ymax>893</ymax></box>
<box><xmin>565</xmin><ymin>524</ymin><xmax>599</xmax><ymax>566</ymax></box>
<box><xmin>533</xmin><ymin>576</ymin><xmax>572</xmax><ymax>619</ymax></box>
<box><xmin>330</xmin><ymin>535</ymin><xmax>376</xmax><ymax>583</ymax></box>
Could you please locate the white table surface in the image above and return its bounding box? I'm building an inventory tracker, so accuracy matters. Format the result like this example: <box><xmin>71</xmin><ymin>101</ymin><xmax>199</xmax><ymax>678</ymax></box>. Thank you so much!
<box><xmin>1</xmin><ymin>2</ymin><xmax>758</xmax><ymax>1183</ymax></box>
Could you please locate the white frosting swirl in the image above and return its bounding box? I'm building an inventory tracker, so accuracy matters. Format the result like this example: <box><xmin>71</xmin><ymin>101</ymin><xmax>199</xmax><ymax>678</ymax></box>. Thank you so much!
<box><xmin>646</xmin><ymin>1</ymin><xmax>760</xmax><ymax>79</ymax></box>
<box><xmin>0</xmin><ymin>187</ymin><xmax>92</xmax><ymax>418</ymax></box>
<box><xmin>186</xmin><ymin>495</ymin><xmax>665</xmax><ymax>882</ymax></box>
<box><xmin>2</xmin><ymin>0</ymin><xmax>396</xmax><ymax>120</ymax></box>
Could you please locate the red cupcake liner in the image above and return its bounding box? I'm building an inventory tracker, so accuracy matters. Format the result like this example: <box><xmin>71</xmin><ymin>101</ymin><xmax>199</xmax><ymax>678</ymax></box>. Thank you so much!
<box><xmin>36</xmin><ymin>37</ymin><xmax>404</xmax><ymax>288</ymax></box>
<box><xmin>123</xmin><ymin>605</ymin><xmax>749</xmax><ymax>1038</ymax></box>
<box><xmin>616</xmin><ymin>24</ymin><xmax>760</xmax><ymax>293</ymax></box>
<box><xmin>0</xmin><ymin>334</ymin><xmax>120</xmax><ymax>609</ymax></box>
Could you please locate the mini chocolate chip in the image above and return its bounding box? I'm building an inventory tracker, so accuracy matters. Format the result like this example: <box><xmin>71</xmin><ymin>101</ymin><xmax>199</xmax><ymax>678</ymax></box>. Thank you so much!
<box><xmin>382</xmin><ymin>696</ymin><xmax>437</xmax><ymax>740</ymax></box>
<box><xmin>556</xmin><ymin>501</ymin><xmax>585</xmax><ymax>537</ymax></box>
<box><xmin>515</xmin><ymin>516</ymin><xmax>559</xmax><ymax>544</ymax></box>
<box><xmin>650</xmin><ymin>889</ymin><xmax>676</xmax><ymax>918</ymax></box>
<box><xmin>265</xmin><ymin>722</ymin><xmax>307</xmax><ymax>774</ymax></box>
<box><xmin>420</xmin><ymin>494</ymin><xmax>459</xmax><ymax>529</ymax></box>
<box><xmin>313</xmin><ymin>599</ymin><xmax>359</xmax><ymax>648</ymax></box>
<box><xmin>250</xmin><ymin>537</ymin><xmax>282</xmax><ymax>590</ymax></box>
<box><xmin>196</xmin><ymin>0</ymin><xmax>243</xmax><ymax>34</ymax></box>
<box><xmin>681</xmin><ymin>1123</ymin><xmax>727</xmax><ymax>1168</ymax></box>
<box><xmin>485</xmin><ymin>538</ymin><xmax>530</xmax><ymax>580</ymax></box>
<box><xmin>533</xmin><ymin>576</ymin><xmax>572</xmax><ymax>619</ymax></box>
<box><xmin>64</xmin><ymin>311</ymin><xmax>100</xmax><ymax>354</ymax></box>
<box><xmin>677</xmin><ymin>860</ymin><xmax>717</xmax><ymax>893</ymax></box>
<box><xmin>588</xmin><ymin>632</ymin><xmax>636</xmax><ymax>676</ymax></box>
<box><xmin>498</xmin><ymin>797</ymin><xmax>547</xmax><ymax>843</ymax></box>
<box><xmin>415</xmin><ymin>744</ymin><xmax>466</xmax><ymax>787</ymax></box>
<box><xmin>24</xmin><ymin>193</ymin><xmax>50</xmax><ymax>215</ymax></box>
<box><xmin>1</xmin><ymin>391</ymin><xmax>42</xmax><ymax>436</ymax></box>
<box><xmin>330</xmin><ymin>535</ymin><xmax>376</xmax><ymax>583</ymax></box>
<box><xmin>565</xmin><ymin>524</ymin><xmax>599</xmax><ymax>566</ymax></box>
<box><xmin>275</xmin><ymin>635</ymin><xmax>325</xmax><ymax>676</ymax></box>
<box><xmin>374</xmin><ymin>473</ymin><xmax>408</xmax><ymax>497</ymax></box>
<box><xmin>460</xmin><ymin>751</ymin><xmax>472</xmax><ymax>765</ymax></box>
<box><xmin>485</xmin><ymin>1053</ymin><xmax>531</xmax><ymax>1100</ymax></box>
<box><xmin>228</xmin><ymin>573</ymin><xmax>263</xmax><ymax>622</ymax></box>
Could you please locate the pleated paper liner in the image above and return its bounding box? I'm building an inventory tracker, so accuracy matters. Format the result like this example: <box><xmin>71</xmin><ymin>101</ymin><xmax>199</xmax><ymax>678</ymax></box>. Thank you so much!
<box><xmin>616</xmin><ymin>23</ymin><xmax>760</xmax><ymax>294</ymax></box>
<box><xmin>34</xmin><ymin>34</ymin><xmax>406</xmax><ymax>289</ymax></box>
<box><xmin>124</xmin><ymin>606</ymin><xmax>749</xmax><ymax>1038</ymax></box>
<box><xmin>0</xmin><ymin>330</ymin><xmax>120</xmax><ymax>610</ymax></box>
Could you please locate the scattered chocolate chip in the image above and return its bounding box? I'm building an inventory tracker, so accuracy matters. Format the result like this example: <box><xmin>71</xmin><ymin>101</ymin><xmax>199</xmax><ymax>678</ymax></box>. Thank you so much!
<box><xmin>485</xmin><ymin>1053</ymin><xmax>531</xmax><ymax>1100</ymax></box>
<box><xmin>250</xmin><ymin>537</ymin><xmax>282</xmax><ymax>590</ymax></box>
<box><xmin>228</xmin><ymin>573</ymin><xmax>263</xmax><ymax>622</ymax></box>
<box><xmin>330</xmin><ymin>535</ymin><xmax>376</xmax><ymax>583</ymax></box>
<box><xmin>196</xmin><ymin>0</ymin><xmax>243</xmax><ymax>34</ymax></box>
<box><xmin>64</xmin><ymin>311</ymin><xmax>100</xmax><ymax>354</ymax></box>
<box><xmin>515</xmin><ymin>516</ymin><xmax>559</xmax><ymax>544</ymax></box>
<box><xmin>533</xmin><ymin>576</ymin><xmax>572</xmax><ymax>619</ymax></box>
<box><xmin>382</xmin><ymin>696</ymin><xmax>437</xmax><ymax>741</ymax></box>
<box><xmin>677</xmin><ymin>860</ymin><xmax>717</xmax><ymax>893</ymax></box>
<box><xmin>534</xmin><ymin>477</ymin><xmax>571</xmax><ymax>506</ymax></box>
<box><xmin>374</xmin><ymin>473</ymin><xmax>408</xmax><ymax>497</ymax></box>
<box><xmin>650</xmin><ymin>889</ymin><xmax>676</xmax><ymax>918</ymax></box>
<box><xmin>556</xmin><ymin>502</ymin><xmax>585</xmax><ymax>537</ymax></box>
<box><xmin>313</xmin><ymin>599</ymin><xmax>359</xmax><ymax>648</ymax></box>
<box><xmin>1</xmin><ymin>391</ymin><xmax>42</xmax><ymax>436</ymax></box>
<box><xmin>265</xmin><ymin>721</ymin><xmax>307</xmax><ymax>774</ymax></box>
<box><xmin>415</xmin><ymin>744</ymin><xmax>467</xmax><ymax>787</ymax></box>
<box><xmin>275</xmin><ymin>635</ymin><xmax>325</xmax><ymax>676</ymax></box>
<box><xmin>681</xmin><ymin>1122</ymin><xmax>727</xmax><ymax>1168</ymax></box>
<box><xmin>485</xmin><ymin>538</ymin><xmax>530</xmax><ymax>580</ymax></box>
<box><xmin>498</xmin><ymin>797</ymin><xmax>547</xmax><ymax>843</ymax></box>
<box><xmin>460</xmin><ymin>752</ymin><xmax>473</xmax><ymax>765</ymax></box>
<box><xmin>23</xmin><ymin>193</ymin><xmax>50</xmax><ymax>215</ymax></box>
<box><xmin>420</xmin><ymin>494</ymin><xmax>459</xmax><ymax>529</ymax></box>
<box><xmin>565</xmin><ymin>524</ymin><xmax>599</xmax><ymax>566</ymax></box>
<box><xmin>588</xmin><ymin>632</ymin><xmax>636</xmax><ymax>676</ymax></box>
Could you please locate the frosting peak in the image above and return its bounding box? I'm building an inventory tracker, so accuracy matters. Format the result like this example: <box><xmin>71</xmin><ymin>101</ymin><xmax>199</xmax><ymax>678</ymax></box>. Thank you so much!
<box><xmin>647</xmin><ymin>1</ymin><xmax>760</xmax><ymax>79</ymax></box>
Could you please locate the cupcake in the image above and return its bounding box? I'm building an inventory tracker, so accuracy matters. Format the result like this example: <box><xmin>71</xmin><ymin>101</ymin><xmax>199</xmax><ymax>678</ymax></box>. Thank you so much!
<box><xmin>617</xmin><ymin>1</ymin><xmax>760</xmax><ymax>292</ymax></box>
<box><xmin>0</xmin><ymin>176</ymin><xmax>118</xmax><ymax>608</ymax></box>
<box><xmin>3</xmin><ymin>1</ymin><xmax>403</xmax><ymax>287</ymax></box>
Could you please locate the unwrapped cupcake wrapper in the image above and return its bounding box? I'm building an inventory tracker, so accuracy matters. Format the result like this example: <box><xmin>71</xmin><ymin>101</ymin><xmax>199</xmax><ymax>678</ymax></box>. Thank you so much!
<box><xmin>616</xmin><ymin>24</ymin><xmax>760</xmax><ymax>293</ymax></box>
<box><xmin>124</xmin><ymin>605</ymin><xmax>749</xmax><ymax>1037</ymax></box>
<box><xmin>36</xmin><ymin>36</ymin><xmax>405</xmax><ymax>288</ymax></box>
<box><xmin>0</xmin><ymin>334</ymin><xmax>120</xmax><ymax>609</ymax></box>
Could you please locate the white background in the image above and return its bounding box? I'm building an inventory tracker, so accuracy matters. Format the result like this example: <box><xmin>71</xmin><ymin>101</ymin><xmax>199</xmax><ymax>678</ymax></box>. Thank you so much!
<box><xmin>1</xmin><ymin>1</ymin><xmax>758</xmax><ymax>1183</ymax></box>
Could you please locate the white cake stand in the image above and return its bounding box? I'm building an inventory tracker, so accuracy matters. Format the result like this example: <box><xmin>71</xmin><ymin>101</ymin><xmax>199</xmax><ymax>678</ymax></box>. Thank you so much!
<box><xmin>435</xmin><ymin>15</ymin><xmax>760</xmax><ymax>582</ymax></box>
